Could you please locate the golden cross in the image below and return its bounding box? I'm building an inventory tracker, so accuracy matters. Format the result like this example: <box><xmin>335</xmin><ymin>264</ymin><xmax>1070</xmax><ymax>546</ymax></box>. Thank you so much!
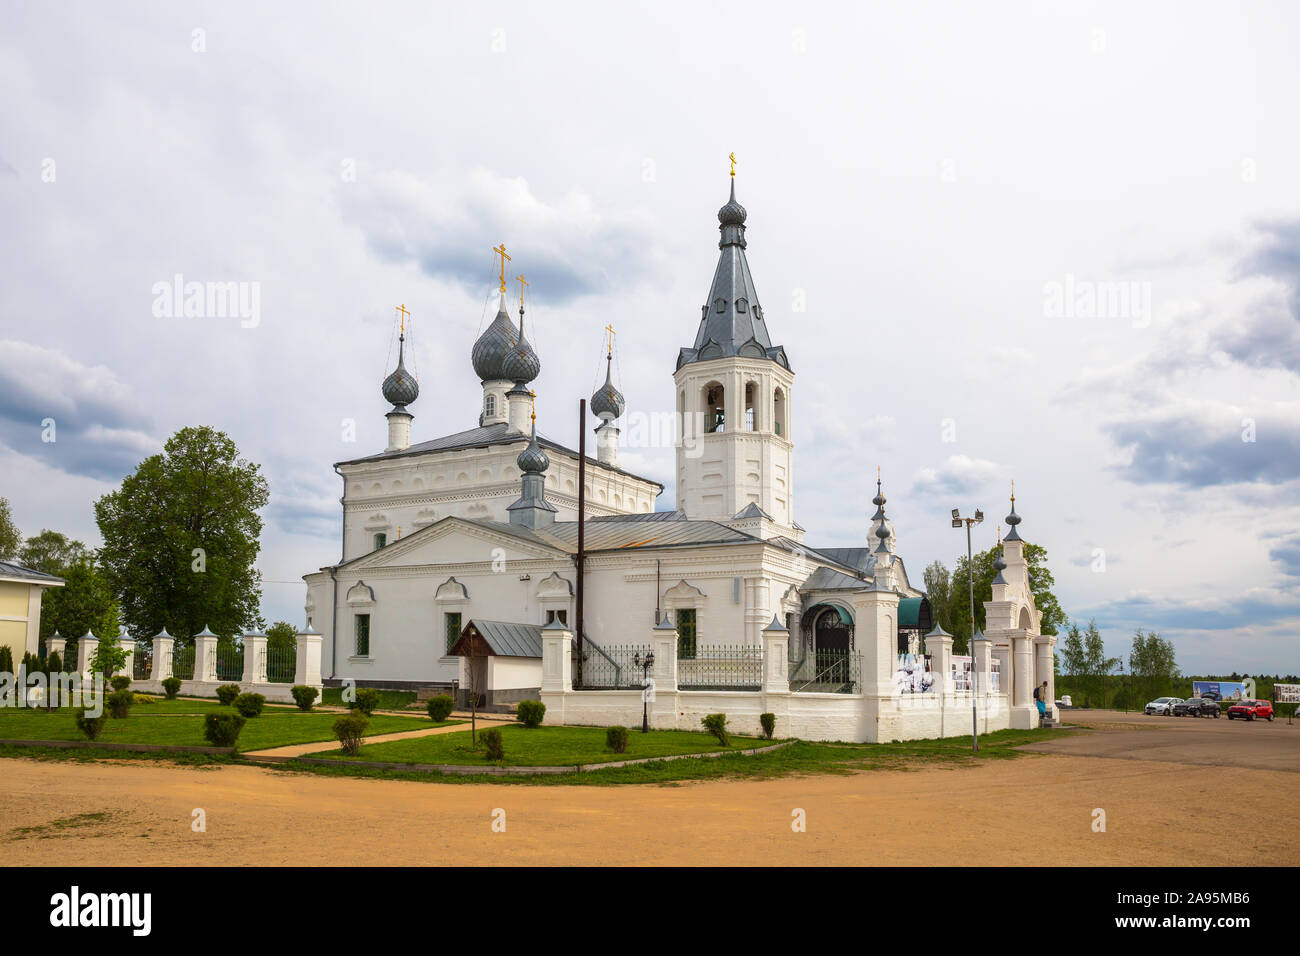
<box><xmin>604</xmin><ymin>323</ymin><xmax>615</xmax><ymax>353</ymax></box>
<box><xmin>729</xmin><ymin>152</ymin><xmax>736</xmax><ymax>178</ymax></box>
<box><xmin>1011</xmin><ymin>478</ymin><xmax>1015</xmax><ymax>505</ymax></box>
<box><xmin>517</xmin><ymin>274</ymin><xmax>528</xmax><ymax>309</ymax></box>
<box><xmin>396</xmin><ymin>303</ymin><xmax>409</xmax><ymax>335</ymax></box>
<box><xmin>493</xmin><ymin>243</ymin><xmax>511</xmax><ymax>293</ymax></box>
<box><xmin>529</xmin><ymin>389</ymin><xmax>536</xmax><ymax>423</ymax></box>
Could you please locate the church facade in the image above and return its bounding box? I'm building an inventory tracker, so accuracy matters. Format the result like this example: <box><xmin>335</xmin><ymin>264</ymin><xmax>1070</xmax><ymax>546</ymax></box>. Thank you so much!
<box><xmin>302</xmin><ymin>172</ymin><xmax>1056</xmax><ymax>741</ymax></box>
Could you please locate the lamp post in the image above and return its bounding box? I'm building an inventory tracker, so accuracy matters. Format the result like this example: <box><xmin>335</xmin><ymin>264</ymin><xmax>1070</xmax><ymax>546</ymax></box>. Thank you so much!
<box><xmin>633</xmin><ymin>649</ymin><xmax>655</xmax><ymax>734</ymax></box>
<box><xmin>952</xmin><ymin>507</ymin><xmax>984</xmax><ymax>753</ymax></box>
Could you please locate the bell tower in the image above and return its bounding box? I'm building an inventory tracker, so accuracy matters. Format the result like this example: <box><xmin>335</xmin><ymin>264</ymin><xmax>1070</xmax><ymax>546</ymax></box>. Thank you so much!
<box><xmin>674</xmin><ymin>162</ymin><xmax>795</xmax><ymax>539</ymax></box>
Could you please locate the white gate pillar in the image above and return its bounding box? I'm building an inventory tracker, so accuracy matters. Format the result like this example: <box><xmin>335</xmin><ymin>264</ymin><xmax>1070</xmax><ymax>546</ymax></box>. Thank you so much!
<box><xmin>243</xmin><ymin>632</ymin><xmax>268</xmax><ymax>684</ymax></box>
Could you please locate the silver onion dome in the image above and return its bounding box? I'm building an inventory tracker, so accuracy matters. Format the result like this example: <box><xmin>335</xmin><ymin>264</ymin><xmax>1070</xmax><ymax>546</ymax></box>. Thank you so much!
<box><xmin>471</xmin><ymin>304</ymin><xmax>519</xmax><ymax>381</ymax></box>
<box><xmin>590</xmin><ymin>353</ymin><xmax>625</xmax><ymax>421</ymax></box>
<box><xmin>516</xmin><ymin>422</ymin><xmax>550</xmax><ymax>474</ymax></box>
<box><xmin>382</xmin><ymin>336</ymin><xmax>419</xmax><ymax>407</ymax></box>
<box><xmin>1004</xmin><ymin>494</ymin><xmax>1023</xmax><ymax>541</ymax></box>
<box><xmin>717</xmin><ymin>178</ymin><xmax>747</xmax><ymax>226</ymax></box>
<box><xmin>501</xmin><ymin>336</ymin><xmax>541</xmax><ymax>384</ymax></box>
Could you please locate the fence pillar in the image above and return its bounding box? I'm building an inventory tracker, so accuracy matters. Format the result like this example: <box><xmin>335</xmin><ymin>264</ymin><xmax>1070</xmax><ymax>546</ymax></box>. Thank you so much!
<box><xmin>540</xmin><ymin>620</ymin><xmax>572</xmax><ymax>693</ymax></box>
<box><xmin>651</xmin><ymin>615</ymin><xmax>678</xmax><ymax>692</ymax></box>
<box><xmin>294</xmin><ymin>628</ymin><xmax>323</xmax><ymax>687</ymax></box>
<box><xmin>151</xmin><ymin>631</ymin><xmax>174</xmax><ymax>682</ymax></box>
<box><xmin>193</xmin><ymin>627</ymin><xmax>219</xmax><ymax>683</ymax></box>
<box><xmin>46</xmin><ymin>632</ymin><xmax>66</xmax><ymax>664</ymax></box>
<box><xmin>117</xmin><ymin>639</ymin><xmax>136</xmax><ymax>679</ymax></box>
<box><xmin>243</xmin><ymin>632</ymin><xmax>268</xmax><ymax>684</ymax></box>
<box><xmin>77</xmin><ymin>631</ymin><xmax>98</xmax><ymax>677</ymax></box>
<box><xmin>972</xmin><ymin>632</ymin><xmax>993</xmax><ymax>696</ymax></box>
<box><xmin>924</xmin><ymin>625</ymin><xmax>954</xmax><ymax>695</ymax></box>
<box><xmin>851</xmin><ymin>587</ymin><xmax>901</xmax><ymax>698</ymax></box>
<box><xmin>761</xmin><ymin>615</ymin><xmax>789</xmax><ymax>693</ymax></box>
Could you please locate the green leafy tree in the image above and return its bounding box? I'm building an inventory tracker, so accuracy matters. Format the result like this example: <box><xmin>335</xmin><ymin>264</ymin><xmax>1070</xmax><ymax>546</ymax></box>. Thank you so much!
<box><xmin>94</xmin><ymin>426</ymin><xmax>270</xmax><ymax>640</ymax></box>
<box><xmin>267</xmin><ymin>620</ymin><xmax>297</xmax><ymax>651</ymax></box>
<box><xmin>0</xmin><ymin>497</ymin><xmax>20</xmax><ymax>561</ymax></box>
<box><xmin>40</xmin><ymin>560</ymin><xmax>115</xmax><ymax>641</ymax></box>
<box><xmin>948</xmin><ymin>540</ymin><xmax>1064</xmax><ymax>653</ymax></box>
<box><xmin>18</xmin><ymin>530</ymin><xmax>90</xmax><ymax>575</ymax></box>
<box><xmin>1058</xmin><ymin>620</ymin><xmax>1085</xmax><ymax>676</ymax></box>
<box><xmin>1128</xmin><ymin>628</ymin><xmax>1179</xmax><ymax>705</ymax></box>
<box><xmin>1081</xmin><ymin>618</ymin><xmax>1118</xmax><ymax>707</ymax></box>
<box><xmin>922</xmin><ymin>560</ymin><xmax>954</xmax><ymax>635</ymax></box>
<box><xmin>88</xmin><ymin>603</ymin><xmax>126</xmax><ymax>680</ymax></box>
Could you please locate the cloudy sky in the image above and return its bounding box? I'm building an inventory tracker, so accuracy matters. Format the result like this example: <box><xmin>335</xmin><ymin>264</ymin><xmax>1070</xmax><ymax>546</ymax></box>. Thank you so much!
<box><xmin>2</xmin><ymin>1</ymin><xmax>1297</xmax><ymax>674</ymax></box>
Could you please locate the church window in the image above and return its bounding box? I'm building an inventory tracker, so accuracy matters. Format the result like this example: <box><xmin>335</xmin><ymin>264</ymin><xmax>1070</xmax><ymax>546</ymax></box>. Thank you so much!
<box><xmin>736</xmin><ymin>297</ymin><xmax>748</xmax><ymax>313</ymax></box>
<box><xmin>774</xmin><ymin>387</ymin><xmax>787</xmax><ymax>437</ymax></box>
<box><xmin>354</xmin><ymin>614</ymin><xmax>371</xmax><ymax>657</ymax></box>
<box><xmin>373</xmin><ymin>532</ymin><xmax>386</xmax><ymax>550</ymax></box>
<box><xmin>544</xmin><ymin>609</ymin><xmax>568</xmax><ymax>625</ymax></box>
<box><xmin>676</xmin><ymin>608</ymin><xmax>697</xmax><ymax>659</ymax></box>
<box><xmin>713</xmin><ymin>297</ymin><xmax>726</xmax><ymax>313</ymax></box>
<box><xmin>485</xmin><ymin>394</ymin><xmax>496</xmax><ymax>417</ymax></box>
<box><xmin>444</xmin><ymin>612</ymin><xmax>461</xmax><ymax>654</ymax></box>
<box><xmin>744</xmin><ymin>382</ymin><xmax>756</xmax><ymax>431</ymax></box>
<box><xmin>704</xmin><ymin>384</ymin><xmax>724</xmax><ymax>433</ymax></box>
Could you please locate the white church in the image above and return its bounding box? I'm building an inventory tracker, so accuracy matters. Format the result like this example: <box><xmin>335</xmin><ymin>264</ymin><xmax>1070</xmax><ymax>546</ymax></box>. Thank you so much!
<box><xmin>302</xmin><ymin>171</ymin><xmax>1057</xmax><ymax>742</ymax></box>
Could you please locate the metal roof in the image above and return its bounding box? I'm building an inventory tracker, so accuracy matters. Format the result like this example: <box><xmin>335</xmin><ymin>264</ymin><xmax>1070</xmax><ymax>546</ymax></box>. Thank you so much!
<box><xmin>0</xmin><ymin>561</ymin><xmax>64</xmax><ymax>586</ymax></box>
<box><xmin>464</xmin><ymin>514</ymin><xmax>758</xmax><ymax>554</ymax></box>
<box><xmin>801</xmin><ymin>565</ymin><xmax>867</xmax><ymax>592</ymax></box>
<box><xmin>335</xmin><ymin>421</ymin><xmax>663</xmax><ymax>490</ymax></box>
<box><xmin>458</xmin><ymin>620</ymin><xmax>543</xmax><ymax>658</ymax></box>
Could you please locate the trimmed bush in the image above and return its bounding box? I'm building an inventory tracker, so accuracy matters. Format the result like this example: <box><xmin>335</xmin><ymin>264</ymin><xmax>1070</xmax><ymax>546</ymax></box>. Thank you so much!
<box><xmin>426</xmin><ymin>695</ymin><xmax>454</xmax><ymax>722</ymax></box>
<box><xmin>290</xmin><ymin>685</ymin><xmax>318</xmax><ymax>712</ymax></box>
<box><xmin>216</xmin><ymin>683</ymin><xmax>241</xmax><ymax>705</ymax></box>
<box><xmin>106</xmin><ymin>689</ymin><xmax>134</xmax><ymax>719</ymax></box>
<box><xmin>0</xmin><ymin>645</ymin><xmax>12</xmax><ymax>676</ymax></box>
<box><xmin>233</xmin><ymin>692</ymin><xmax>265</xmax><ymax>718</ymax></box>
<box><xmin>47</xmin><ymin>650</ymin><xmax>62</xmax><ymax>673</ymax></box>
<box><xmin>110</xmin><ymin>675</ymin><xmax>132</xmax><ymax>692</ymax></box>
<box><xmin>702</xmin><ymin>713</ymin><xmax>729</xmax><ymax>746</ymax></box>
<box><xmin>203</xmin><ymin>712</ymin><xmax>246</xmax><ymax>747</ymax></box>
<box><xmin>480</xmin><ymin>727</ymin><xmax>505</xmax><ymax>760</ymax></box>
<box><xmin>517</xmin><ymin>699</ymin><xmax>546</xmax><ymax>728</ymax></box>
<box><xmin>760</xmin><ymin>712</ymin><xmax>776</xmax><ymax>740</ymax></box>
<box><xmin>352</xmin><ymin>687</ymin><xmax>381</xmax><ymax>715</ymax></box>
<box><xmin>161</xmin><ymin>676</ymin><xmax>181</xmax><ymax>699</ymax></box>
<box><xmin>333</xmin><ymin>712</ymin><xmax>369</xmax><ymax>755</ymax></box>
<box><xmin>75</xmin><ymin>707</ymin><xmax>107</xmax><ymax>740</ymax></box>
<box><xmin>606</xmin><ymin>725</ymin><xmax>629</xmax><ymax>754</ymax></box>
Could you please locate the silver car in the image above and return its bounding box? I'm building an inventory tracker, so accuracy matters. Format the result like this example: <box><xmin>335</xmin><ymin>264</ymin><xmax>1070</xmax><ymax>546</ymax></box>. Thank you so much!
<box><xmin>1144</xmin><ymin>696</ymin><xmax>1182</xmax><ymax>716</ymax></box>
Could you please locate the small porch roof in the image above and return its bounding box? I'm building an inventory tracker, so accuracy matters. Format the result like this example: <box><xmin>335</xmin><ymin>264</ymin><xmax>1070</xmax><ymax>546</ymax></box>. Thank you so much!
<box><xmin>448</xmin><ymin>620</ymin><xmax>543</xmax><ymax>659</ymax></box>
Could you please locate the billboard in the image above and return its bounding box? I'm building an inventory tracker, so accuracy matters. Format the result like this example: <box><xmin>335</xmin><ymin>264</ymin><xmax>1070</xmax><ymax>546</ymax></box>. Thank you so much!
<box><xmin>1192</xmin><ymin>680</ymin><xmax>1253</xmax><ymax>701</ymax></box>
<box><xmin>1275</xmin><ymin>683</ymin><xmax>1300</xmax><ymax>704</ymax></box>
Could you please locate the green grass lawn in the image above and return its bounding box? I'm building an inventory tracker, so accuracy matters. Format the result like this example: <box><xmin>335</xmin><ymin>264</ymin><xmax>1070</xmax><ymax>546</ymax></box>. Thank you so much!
<box><xmin>315</xmin><ymin>724</ymin><xmax>775</xmax><ymax>766</ymax></box>
<box><xmin>320</xmin><ymin>688</ymin><xmax>420</xmax><ymax>711</ymax></box>
<box><xmin>0</xmin><ymin>704</ymin><xmax>442</xmax><ymax>752</ymax></box>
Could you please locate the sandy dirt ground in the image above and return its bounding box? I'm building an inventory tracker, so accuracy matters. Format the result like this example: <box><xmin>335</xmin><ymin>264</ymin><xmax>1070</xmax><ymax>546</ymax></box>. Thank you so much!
<box><xmin>3</xmin><ymin>711</ymin><xmax>1298</xmax><ymax>866</ymax></box>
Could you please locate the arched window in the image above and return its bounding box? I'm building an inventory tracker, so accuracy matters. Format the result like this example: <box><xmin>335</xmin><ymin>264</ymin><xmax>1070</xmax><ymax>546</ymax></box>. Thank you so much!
<box><xmin>744</xmin><ymin>382</ymin><xmax>757</xmax><ymax>431</ymax></box>
<box><xmin>373</xmin><ymin>532</ymin><xmax>387</xmax><ymax>550</ymax></box>
<box><xmin>484</xmin><ymin>394</ymin><xmax>496</xmax><ymax>417</ymax></box>
<box><xmin>703</xmin><ymin>382</ymin><xmax>725</xmax><ymax>433</ymax></box>
<box><xmin>773</xmin><ymin>387</ymin><xmax>787</xmax><ymax>438</ymax></box>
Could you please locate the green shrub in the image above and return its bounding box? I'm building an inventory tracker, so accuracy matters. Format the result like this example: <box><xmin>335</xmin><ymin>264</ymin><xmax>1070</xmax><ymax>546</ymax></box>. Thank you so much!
<box><xmin>352</xmin><ymin>687</ymin><xmax>381</xmax><ymax>715</ymax></box>
<box><xmin>106</xmin><ymin>689</ymin><xmax>134</xmax><ymax>719</ymax></box>
<box><xmin>606</xmin><ymin>725</ymin><xmax>629</xmax><ymax>754</ymax></box>
<box><xmin>426</xmin><ymin>695</ymin><xmax>454</xmax><ymax>722</ymax></box>
<box><xmin>47</xmin><ymin>650</ymin><xmax>62</xmax><ymax>673</ymax></box>
<box><xmin>480</xmin><ymin>727</ymin><xmax>505</xmax><ymax>760</ymax></box>
<box><xmin>161</xmin><ymin>676</ymin><xmax>181</xmax><ymax>699</ymax></box>
<box><xmin>216</xmin><ymin>683</ymin><xmax>241</xmax><ymax>705</ymax></box>
<box><xmin>290</xmin><ymin>685</ymin><xmax>318</xmax><ymax>712</ymax></box>
<box><xmin>233</xmin><ymin>692</ymin><xmax>265</xmax><ymax>717</ymax></box>
<box><xmin>702</xmin><ymin>713</ymin><xmax>729</xmax><ymax>746</ymax></box>
<box><xmin>760</xmin><ymin>712</ymin><xmax>776</xmax><ymax>740</ymax></box>
<box><xmin>75</xmin><ymin>707</ymin><xmax>107</xmax><ymax>740</ymax></box>
<box><xmin>333</xmin><ymin>712</ymin><xmax>369</xmax><ymax>755</ymax></box>
<box><xmin>110</xmin><ymin>675</ymin><xmax>132</xmax><ymax>692</ymax></box>
<box><xmin>0</xmin><ymin>645</ymin><xmax>12</xmax><ymax>675</ymax></box>
<box><xmin>203</xmin><ymin>712</ymin><xmax>246</xmax><ymax>747</ymax></box>
<box><xmin>517</xmin><ymin>699</ymin><xmax>546</xmax><ymax>728</ymax></box>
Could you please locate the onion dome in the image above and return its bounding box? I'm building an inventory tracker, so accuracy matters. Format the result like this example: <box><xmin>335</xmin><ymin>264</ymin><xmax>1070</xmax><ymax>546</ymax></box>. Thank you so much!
<box><xmin>717</xmin><ymin>178</ymin><xmax>747</xmax><ymax>227</ymax></box>
<box><xmin>501</xmin><ymin>335</ymin><xmax>541</xmax><ymax>384</ymax></box>
<box><xmin>871</xmin><ymin>476</ymin><xmax>886</xmax><ymax>521</ymax></box>
<box><xmin>874</xmin><ymin>517</ymin><xmax>891</xmax><ymax>554</ymax></box>
<box><xmin>992</xmin><ymin>539</ymin><xmax>1008</xmax><ymax>585</ymax></box>
<box><xmin>382</xmin><ymin>335</ymin><xmax>419</xmax><ymax>407</ymax></box>
<box><xmin>590</xmin><ymin>352</ymin><xmax>625</xmax><ymax>421</ymax></box>
<box><xmin>1004</xmin><ymin>489</ymin><xmax>1023</xmax><ymax>542</ymax></box>
<box><xmin>471</xmin><ymin>296</ymin><xmax>521</xmax><ymax>381</ymax></box>
<box><xmin>516</xmin><ymin>422</ymin><xmax>550</xmax><ymax>474</ymax></box>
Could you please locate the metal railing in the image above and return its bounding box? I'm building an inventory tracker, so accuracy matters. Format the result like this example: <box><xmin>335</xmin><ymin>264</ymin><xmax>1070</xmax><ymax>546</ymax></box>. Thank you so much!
<box><xmin>573</xmin><ymin>640</ymin><xmax>651</xmax><ymax>690</ymax></box>
<box><xmin>791</xmin><ymin>649</ymin><xmax>861</xmax><ymax>693</ymax></box>
<box><xmin>133</xmin><ymin>651</ymin><xmax>152</xmax><ymax>680</ymax></box>
<box><xmin>677</xmin><ymin>644</ymin><xmax>763</xmax><ymax>691</ymax></box>
<box><xmin>215</xmin><ymin>642</ymin><xmax>245</xmax><ymax>682</ymax></box>
<box><xmin>264</xmin><ymin>643</ymin><xmax>296</xmax><ymax>683</ymax></box>
<box><xmin>172</xmin><ymin>645</ymin><xmax>195</xmax><ymax>681</ymax></box>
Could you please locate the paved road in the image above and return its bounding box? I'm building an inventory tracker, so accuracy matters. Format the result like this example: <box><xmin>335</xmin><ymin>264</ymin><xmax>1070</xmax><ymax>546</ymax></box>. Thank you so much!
<box><xmin>1021</xmin><ymin>708</ymin><xmax>1300</xmax><ymax>772</ymax></box>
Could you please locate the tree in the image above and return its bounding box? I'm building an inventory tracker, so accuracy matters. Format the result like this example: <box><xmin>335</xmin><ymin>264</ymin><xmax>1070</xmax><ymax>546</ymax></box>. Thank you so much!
<box><xmin>94</xmin><ymin>426</ymin><xmax>270</xmax><ymax>640</ymax></box>
<box><xmin>40</xmin><ymin>560</ymin><xmax>115</xmax><ymax>641</ymax></box>
<box><xmin>1058</xmin><ymin>620</ymin><xmax>1085</xmax><ymax>676</ymax></box>
<box><xmin>0</xmin><ymin>497</ymin><xmax>19</xmax><ymax>561</ymax></box>
<box><xmin>18</xmin><ymin>530</ymin><xmax>90</xmax><ymax>575</ymax></box>
<box><xmin>1129</xmin><ymin>628</ymin><xmax>1179</xmax><ymax>704</ymax></box>
<box><xmin>88</xmin><ymin>607</ymin><xmax>127</xmax><ymax>681</ymax></box>
<box><xmin>1081</xmin><ymin>618</ymin><xmax>1118</xmax><ymax>707</ymax></box>
<box><xmin>922</xmin><ymin>560</ymin><xmax>953</xmax><ymax>636</ymax></box>
<box><xmin>267</xmin><ymin>621</ymin><xmax>297</xmax><ymax>651</ymax></box>
<box><xmin>946</xmin><ymin>540</ymin><xmax>1065</xmax><ymax>653</ymax></box>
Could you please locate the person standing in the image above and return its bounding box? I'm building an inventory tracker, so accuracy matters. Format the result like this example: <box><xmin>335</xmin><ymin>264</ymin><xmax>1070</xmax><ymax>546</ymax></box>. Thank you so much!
<box><xmin>1034</xmin><ymin>681</ymin><xmax>1048</xmax><ymax>720</ymax></box>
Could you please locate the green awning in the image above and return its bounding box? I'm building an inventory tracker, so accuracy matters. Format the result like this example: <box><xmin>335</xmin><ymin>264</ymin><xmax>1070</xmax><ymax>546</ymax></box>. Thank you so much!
<box><xmin>897</xmin><ymin>596</ymin><xmax>933</xmax><ymax>630</ymax></box>
<box><xmin>809</xmin><ymin>602</ymin><xmax>853</xmax><ymax>626</ymax></box>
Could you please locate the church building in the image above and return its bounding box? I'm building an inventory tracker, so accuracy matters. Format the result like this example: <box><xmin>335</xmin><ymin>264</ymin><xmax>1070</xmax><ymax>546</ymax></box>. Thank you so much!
<box><xmin>302</xmin><ymin>168</ymin><xmax>1055</xmax><ymax>741</ymax></box>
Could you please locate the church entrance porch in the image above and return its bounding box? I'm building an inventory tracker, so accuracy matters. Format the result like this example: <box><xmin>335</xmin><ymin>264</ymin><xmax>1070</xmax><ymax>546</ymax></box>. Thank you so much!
<box><xmin>791</xmin><ymin>604</ymin><xmax>856</xmax><ymax>692</ymax></box>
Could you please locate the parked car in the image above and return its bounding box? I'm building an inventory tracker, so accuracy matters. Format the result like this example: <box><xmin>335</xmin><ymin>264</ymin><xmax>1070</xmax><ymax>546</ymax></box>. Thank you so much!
<box><xmin>1056</xmin><ymin>694</ymin><xmax>1073</xmax><ymax>709</ymax></box>
<box><xmin>1144</xmin><ymin>697</ymin><xmax>1182</xmax><ymax>716</ymax></box>
<box><xmin>1227</xmin><ymin>699</ymin><xmax>1275</xmax><ymax>721</ymax></box>
<box><xmin>1172</xmin><ymin>697</ymin><xmax>1221</xmax><ymax>717</ymax></box>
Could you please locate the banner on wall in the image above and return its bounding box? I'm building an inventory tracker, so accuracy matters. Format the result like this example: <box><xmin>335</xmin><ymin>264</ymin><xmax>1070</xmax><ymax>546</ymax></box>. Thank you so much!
<box><xmin>951</xmin><ymin>655</ymin><xmax>973</xmax><ymax>693</ymax></box>
<box><xmin>896</xmin><ymin>654</ymin><xmax>934</xmax><ymax>694</ymax></box>
<box><xmin>1274</xmin><ymin>683</ymin><xmax>1300</xmax><ymax>704</ymax></box>
<box><xmin>1192</xmin><ymin>680</ymin><xmax>1253</xmax><ymax>701</ymax></box>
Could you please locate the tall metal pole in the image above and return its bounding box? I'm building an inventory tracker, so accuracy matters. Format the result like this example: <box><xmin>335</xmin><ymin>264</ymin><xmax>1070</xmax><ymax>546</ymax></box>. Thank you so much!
<box><xmin>576</xmin><ymin>399</ymin><xmax>586</xmax><ymax>665</ymax></box>
<box><xmin>967</xmin><ymin>520</ymin><xmax>978</xmax><ymax>753</ymax></box>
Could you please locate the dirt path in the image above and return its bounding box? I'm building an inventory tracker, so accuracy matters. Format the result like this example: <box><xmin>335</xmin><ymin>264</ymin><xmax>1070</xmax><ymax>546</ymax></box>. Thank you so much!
<box><xmin>3</xmin><ymin>751</ymin><xmax>1296</xmax><ymax>866</ymax></box>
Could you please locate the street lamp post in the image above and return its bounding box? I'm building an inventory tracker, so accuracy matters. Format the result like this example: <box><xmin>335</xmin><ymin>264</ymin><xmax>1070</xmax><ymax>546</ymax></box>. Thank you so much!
<box><xmin>633</xmin><ymin>649</ymin><xmax>655</xmax><ymax>734</ymax></box>
<box><xmin>952</xmin><ymin>507</ymin><xmax>984</xmax><ymax>753</ymax></box>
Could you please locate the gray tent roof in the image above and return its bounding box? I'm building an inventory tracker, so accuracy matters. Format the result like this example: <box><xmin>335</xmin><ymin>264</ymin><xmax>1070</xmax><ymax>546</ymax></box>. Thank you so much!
<box><xmin>460</xmin><ymin>620</ymin><xmax>543</xmax><ymax>658</ymax></box>
<box><xmin>801</xmin><ymin>565</ymin><xmax>868</xmax><ymax>592</ymax></box>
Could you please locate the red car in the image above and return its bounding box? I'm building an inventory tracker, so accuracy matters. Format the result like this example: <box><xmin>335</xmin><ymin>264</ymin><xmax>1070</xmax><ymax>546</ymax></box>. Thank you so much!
<box><xmin>1227</xmin><ymin>699</ymin><xmax>1274</xmax><ymax>721</ymax></box>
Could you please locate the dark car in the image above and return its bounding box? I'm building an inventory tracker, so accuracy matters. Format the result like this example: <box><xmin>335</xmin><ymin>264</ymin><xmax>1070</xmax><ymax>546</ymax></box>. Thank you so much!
<box><xmin>1172</xmin><ymin>697</ymin><xmax>1221</xmax><ymax>717</ymax></box>
<box><xmin>1227</xmin><ymin>699</ymin><xmax>1275</xmax><ymax>721</ymax></box>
